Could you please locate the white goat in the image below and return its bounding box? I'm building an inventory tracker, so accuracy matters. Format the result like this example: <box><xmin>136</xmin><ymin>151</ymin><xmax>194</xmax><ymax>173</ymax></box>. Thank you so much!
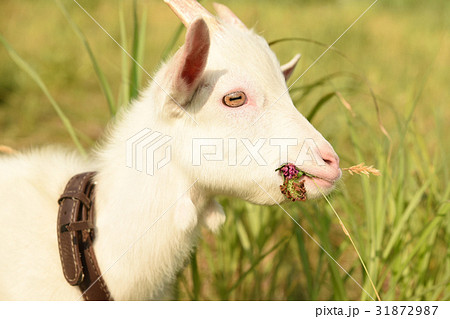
<box><xmin>0</xmin><ymin>0</ymin><xmax>340</xmax><ymax>300</ymax></box>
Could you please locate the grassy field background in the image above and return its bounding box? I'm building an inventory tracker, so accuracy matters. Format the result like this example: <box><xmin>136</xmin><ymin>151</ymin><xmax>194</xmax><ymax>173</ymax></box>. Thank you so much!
<box><xmin>0</xmin><ymin>0</ymin><xmax>448</xmax><ymax>300</ymax></box>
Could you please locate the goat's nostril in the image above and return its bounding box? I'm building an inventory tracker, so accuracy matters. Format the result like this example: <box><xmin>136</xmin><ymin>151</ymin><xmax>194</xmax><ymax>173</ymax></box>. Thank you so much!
<box><xmin>321</xmin><ymin>151</ymin><xmax>340</xmax><ymax>169</ymax></box>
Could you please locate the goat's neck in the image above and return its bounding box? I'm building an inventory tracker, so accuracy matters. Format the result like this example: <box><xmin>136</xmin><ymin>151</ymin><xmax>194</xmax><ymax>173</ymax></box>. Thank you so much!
<box><xmin>92</xmin><ymin>124</ymin><xmax>206</xmax><ymax>300</ymax></box>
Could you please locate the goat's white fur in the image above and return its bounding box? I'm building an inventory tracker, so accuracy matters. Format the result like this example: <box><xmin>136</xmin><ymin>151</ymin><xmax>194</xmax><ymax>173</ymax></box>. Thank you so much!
<box><xmin>0</xmin><ymin>1</ymin><xmax>340</xmax><ymax>300</ymax></box>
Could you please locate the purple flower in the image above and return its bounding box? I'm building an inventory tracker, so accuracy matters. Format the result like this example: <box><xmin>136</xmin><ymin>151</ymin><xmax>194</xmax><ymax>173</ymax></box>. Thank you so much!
<box><xmin>277</xmin><ymin>163</ymin><xmax>308</xmax><ymax>201</ymax></box>
<box><xmin>280</xmin><ymin>163</ymin><xmax>299</xmax><ymax>180</ymax></box>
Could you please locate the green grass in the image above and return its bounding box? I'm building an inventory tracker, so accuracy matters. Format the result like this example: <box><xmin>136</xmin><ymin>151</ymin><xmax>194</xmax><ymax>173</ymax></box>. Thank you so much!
<box><xmin>1</xmin><ymin>0</ymin><xmax>448</xmax><ymax>300</ymax></box>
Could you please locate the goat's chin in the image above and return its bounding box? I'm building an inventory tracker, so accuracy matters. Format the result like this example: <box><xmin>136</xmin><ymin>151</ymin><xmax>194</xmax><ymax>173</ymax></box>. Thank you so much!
<box><xmin>225</xmin><ymin>173</ymin><xmax>339</xmax><ymax>206</ymax></box>
<box><xmin>234</xmin><ymin>179</ymin><xmax>286</xmax><ymax>206</ymax></box>
<box><xmin>303</xmin><ymin>176</ymin><xmax>338</xmax><ymax>199</ymax></box>
<box><xmin>304</xmin><ymin>184</ymin><xmax>336</xmax><ymax>199</ymax></box>
<box><xmin>246</xmin><ymin>192</ymin><xmax>287</xmax><ymax>206</ymax></box>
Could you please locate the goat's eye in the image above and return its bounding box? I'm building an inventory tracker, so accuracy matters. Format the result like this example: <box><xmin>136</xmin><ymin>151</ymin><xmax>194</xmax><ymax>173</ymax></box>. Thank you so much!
<box><xmin>222</xmin><ymin>91</ymin><xmax>247</xmax><ymax>108</ymax></box>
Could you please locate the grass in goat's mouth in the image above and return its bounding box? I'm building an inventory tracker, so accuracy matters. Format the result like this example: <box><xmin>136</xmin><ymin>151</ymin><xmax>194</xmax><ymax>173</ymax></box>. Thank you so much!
<box><xmin>275</xmin><ymin>163</ymin><xmax>315</xmax><ymax>202</ymax></box>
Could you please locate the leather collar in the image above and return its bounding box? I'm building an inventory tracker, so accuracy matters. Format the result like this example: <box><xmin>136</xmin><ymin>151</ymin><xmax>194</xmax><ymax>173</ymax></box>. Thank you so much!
<box><xmin>57</xmin><ymin>172</ymin><xmax>113</xmax><ymax>301</ymax></box>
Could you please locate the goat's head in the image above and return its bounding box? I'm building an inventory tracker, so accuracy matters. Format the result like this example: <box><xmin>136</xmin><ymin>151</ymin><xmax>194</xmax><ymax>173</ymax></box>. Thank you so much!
<box><xmin>145</xmin><ymin>0</ymin><xmax>341</xmax><ymax>204</ymax></box>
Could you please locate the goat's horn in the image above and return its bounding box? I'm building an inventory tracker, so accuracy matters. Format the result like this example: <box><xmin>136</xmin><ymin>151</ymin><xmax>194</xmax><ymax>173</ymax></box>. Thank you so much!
<box><xmin>165</xmin><ymin>0</ymin><xmax>215</xmax><ymax>27</ymax></box>
<box><xmin>212</xmin><ymin>3</ymin><xmax>247</xmax><ymax>30</ymax></box>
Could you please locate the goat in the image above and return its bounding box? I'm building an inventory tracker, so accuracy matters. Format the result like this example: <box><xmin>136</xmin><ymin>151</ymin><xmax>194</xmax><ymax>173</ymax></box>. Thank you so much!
<box><xmin>0</xmin><ymin>0</ymin><xmax>341</xmax><ymax>300</ymax></box>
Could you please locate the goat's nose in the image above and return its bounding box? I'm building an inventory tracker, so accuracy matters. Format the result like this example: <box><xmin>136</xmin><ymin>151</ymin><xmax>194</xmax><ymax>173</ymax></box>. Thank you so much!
<box><xmin>321</xmin><ymin>149</ymin><xmax>340</xmax><ymax>169</ymax></box>
<box><xmin>320</xmin><ymin>148</ymin><xmax>341</xmax><ymax>180</ymax></box>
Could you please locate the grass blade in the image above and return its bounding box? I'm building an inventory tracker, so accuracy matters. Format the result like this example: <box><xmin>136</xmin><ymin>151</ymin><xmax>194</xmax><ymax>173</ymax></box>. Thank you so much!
<box><xmin>160</xmin><ymin>23</ymin><xmax>184</xmax><ymax>61</ymax></box>
<box><xmin>159</xmin><ymin>0</ymin><xmax>206</xmax><ymax>61</ymax></box>
<box><xmin>55</xmin><ymin>0</ymin><xmax>116</xmax><ymax>115</ymax></box>
<box><xmin>314</xmin><ymin>180</ymin><xmax>381</xmax><ymax>301</ymax></box>
<box><xmin>128</xmin><ymin>0</ymin><xmax>147</xmax><ymax>101</ymax></box>
<box><xmin>118</xmin><ymin>0</ymin><xmax>130</xmax><ymax>106</ymax></box>
<box><xmin>136</xmin><ymin>9</ymin><xmax>147</xmax><ymax>90</ymax></box>
<box><xmin>294</xmin><ymin>227</ymin><xmax>314</xmax><ymax>296</ymax></box>
<box><xmin>190</xmin><ymin>250</ymin><xmax>201</xmax><ymax>300</ymax></box>
<box><xmin>227</xmin><ymin>236</ymin><xmax>289</xmax><ymax>294</ymax></box>
<box><xmin>0</xmin><ymin>34</ymin><xmax>86</xmax><ymax>156</ymax></box>
<box><xmin>306</xmin><ymin>92</ymin><xmax>335</xmax><ymax>122</ymax></box>
<box><xmin>269</xmin><ymin>37</ymin><xmax>349</xmax><ymax>60</ymax></box>
<box><xmin>382</xmin><ymin>180</ymin><xmax>431</xmax><ymax>259</ymax></box>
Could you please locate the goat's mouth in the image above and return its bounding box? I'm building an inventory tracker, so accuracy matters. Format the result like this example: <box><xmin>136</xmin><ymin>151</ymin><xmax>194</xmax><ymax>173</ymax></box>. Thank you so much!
<box><xmin>276</xmin><ymin>163</ymin><xmax>341</xmax><ymax>201</ymax></box>
<box><xmin>302</xmin><ymin>173</ymin><xmax>339</xmax><ymax>192</ymax></box>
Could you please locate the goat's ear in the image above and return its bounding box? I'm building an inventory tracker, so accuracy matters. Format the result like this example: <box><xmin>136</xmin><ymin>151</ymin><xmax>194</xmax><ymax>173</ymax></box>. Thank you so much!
<box><xmin>170</xmin><ymin>17</ymin><xmax>210</xmax><ymax>106</ymax></box>
<box><xmin>281</xmin><ymin>53</ymin><xmax>301</xmax><ymax>81</ymax></box>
